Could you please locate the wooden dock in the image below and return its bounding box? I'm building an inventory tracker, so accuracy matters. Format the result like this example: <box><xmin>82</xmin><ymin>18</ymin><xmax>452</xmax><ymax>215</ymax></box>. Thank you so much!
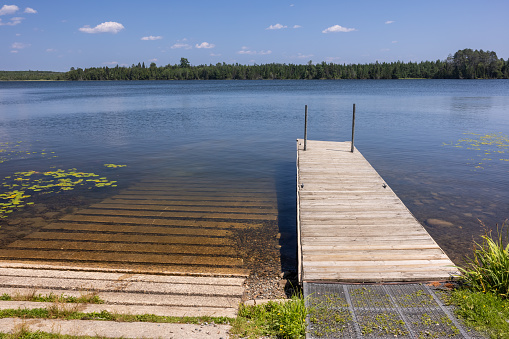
<box><xmin>297</xmin><ymin>139</ymin><xmax>458</xmax><ymax>283</ymax></box>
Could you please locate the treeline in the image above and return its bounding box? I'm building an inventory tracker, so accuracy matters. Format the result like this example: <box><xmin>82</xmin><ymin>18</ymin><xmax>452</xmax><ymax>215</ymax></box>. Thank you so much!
<box><xmin>65</xmin><ymin>49</ymin><xmax>509</xmax><ymax>80</ymax></box>
<box><xmin>0</xmin><ymin>71</ymin><xmax>65</xmax><ymax>81</ymax></box>
<box><xmin>2</xmin><ymin>49</ymin><xmax>509</xmax><ymax>81</ymax></box>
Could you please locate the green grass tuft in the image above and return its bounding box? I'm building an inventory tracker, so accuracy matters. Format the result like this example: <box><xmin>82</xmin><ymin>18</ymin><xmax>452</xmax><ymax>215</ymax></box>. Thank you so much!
<box><xmin>231</xmin><ymin>294</ymin><xmax>307</xmax><ymax>339</ymax></box>
<box><xmin>457</xmin><ymin>221</ymin><xmax>509</xmax><ymax>298</ymax></box>
<box><xmin>0</xmin><ymin>307</ymin><xmax>232</xmax><ymax>325</ymax></box>
<box><xmin>450</xmin><ymin>289</ymin><xmax>509</xmax><ymax>338</ymax></box>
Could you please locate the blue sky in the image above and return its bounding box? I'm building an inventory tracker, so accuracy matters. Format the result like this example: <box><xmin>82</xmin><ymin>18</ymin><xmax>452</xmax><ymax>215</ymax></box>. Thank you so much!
<box><xmin>1</xmin><ymin>0</ymin><xmax>508</xmax><ymax>71</ymax></box>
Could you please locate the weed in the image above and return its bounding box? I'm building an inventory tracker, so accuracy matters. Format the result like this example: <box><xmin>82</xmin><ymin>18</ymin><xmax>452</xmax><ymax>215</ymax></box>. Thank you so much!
<box><xmin>359</xmin><ymin>312</ymin><xmax>408</xmax><ymax>337</ymax></box>
<box><xmin>394</xmin><ymin>289</ymin><xmax>436</xmax><ymax>307</ymax></box>
<box><xmin>231</xmin><ymin>294</ymin><xmax>307</xmax><ymax>339</ymax></box>
<box><xmin>350</xmin><ymin>286</ymin><xmax>392</xmax><ymax>307</ymax></box>
<box><xmin>457</xmin><ymin>221</ymin><xmax>509</xmax><ymax>298</ymax></box>
<box><xmin>307</xmin><ymin>292</ymin><xmax>352</xmax><ymax>337</ymax></box>
<box><xmin>0</xmin><ymin>293</ymin><xmax>11</xmax><ymax>301</ymax></box>
<box><xmin>4</xmin><ymin>291</ymin><xmax>104</xmax><ymax>304</ymax></box>
<box><xmin>0</xmin><ymin>307</ymin><xmax>232</xmax><ymax>326</ymax></box>
<box><xmin>449</xmin><ymin>288</ymin><xmax>509</xmax><ymax>338</ymax></box>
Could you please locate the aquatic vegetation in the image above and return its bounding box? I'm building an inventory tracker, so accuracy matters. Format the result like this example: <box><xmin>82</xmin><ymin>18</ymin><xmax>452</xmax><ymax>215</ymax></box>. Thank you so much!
<box><xmin>104</xmin><ymin>164</ymin><xmax>127</xmax><ymax>168</ymax></box>
<box><xmin>0</xmin><ymin>168</ymin><xmax>122</xmax><ymax>219</ymax></box>
<box><xmin>443</xmin><ymin>132</ymin><xmax>509</xmax><ymax>170</ymax></box>
<box><xmin>0</xmin><ymin>142</ymin><xmax>129</xmax><ymax>220</ymax></box>
<box><xmin>0</xmin><ymin>141</ymin><xmax>57</xmax><ymax>164</ymax></box>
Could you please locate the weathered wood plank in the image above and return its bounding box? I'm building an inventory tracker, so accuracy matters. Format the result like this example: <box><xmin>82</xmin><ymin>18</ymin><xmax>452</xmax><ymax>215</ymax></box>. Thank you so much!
<box><xmin>297</xmin><ymin>139</ymin><xmax>458</xmax><ymax>283</ymax></box>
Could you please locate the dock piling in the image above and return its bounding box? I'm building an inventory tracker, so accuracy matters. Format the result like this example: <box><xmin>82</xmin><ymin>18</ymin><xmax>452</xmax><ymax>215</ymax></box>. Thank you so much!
<box><xmin>351</xmin><ymin>103</ymin><xmax>356</xmax><ymax>153</ymax></box>
<box><xmin>304</xmin><ymin>105</ymin><xmax>308</xmax><ymax>151</ymax></box>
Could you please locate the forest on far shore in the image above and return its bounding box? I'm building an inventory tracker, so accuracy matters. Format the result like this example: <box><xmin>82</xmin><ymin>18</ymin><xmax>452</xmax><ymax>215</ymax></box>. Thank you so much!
<box><xmin>2</xmin><ymin>49</ymin><xmax>509</xmax><ymax>81</ymax></box>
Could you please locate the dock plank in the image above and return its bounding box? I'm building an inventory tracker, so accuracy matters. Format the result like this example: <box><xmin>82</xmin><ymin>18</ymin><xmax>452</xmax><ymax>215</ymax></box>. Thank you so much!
<box><xmin>297</xmin><ymin>140</ymin><xmax>458</xmax><ymax>283</ymax></box>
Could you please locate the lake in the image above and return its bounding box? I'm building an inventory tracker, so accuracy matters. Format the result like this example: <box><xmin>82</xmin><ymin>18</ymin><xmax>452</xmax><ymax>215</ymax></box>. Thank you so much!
<box><xmin>0</xmin><ymin>79</ymin><xmax>508</xmax><ymax>268</ymax></box>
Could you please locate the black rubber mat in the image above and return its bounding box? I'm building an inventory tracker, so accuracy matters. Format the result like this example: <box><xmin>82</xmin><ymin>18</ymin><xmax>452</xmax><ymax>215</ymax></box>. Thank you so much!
<box><xmin>304</xmin><ymin>283</ymin><xmax>485</xmax><ymax>339</ymax></box>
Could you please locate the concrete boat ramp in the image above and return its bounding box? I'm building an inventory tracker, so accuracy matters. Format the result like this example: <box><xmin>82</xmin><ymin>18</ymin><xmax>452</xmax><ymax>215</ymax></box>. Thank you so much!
<box><xmin>0</xmin><ymin>176</ymin><xmax>279</xmax><ymax>337</ymax></box>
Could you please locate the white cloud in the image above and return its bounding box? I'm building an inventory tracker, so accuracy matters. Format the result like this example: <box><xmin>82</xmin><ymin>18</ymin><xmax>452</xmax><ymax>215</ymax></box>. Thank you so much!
<box><xmin>210</xmin><ymin>53</ymin><xmax>221</xmax><ymax>57</ymax></box>
<box><xmin>325</xmin><ymin>56</ymin><xmax>341</xmax><ymax>63</ymax></box>
<box><xmin>237</xmin><ymin>47</ymin><xmax>255</xmax><ymax>55</ymax></box>
<box><xmin>24</xmin><ymin>7</ymin><xmax>37</xmax><ymax>14</ymax></box>
<box><xmin>266</xmin><ymin>23</ymin><xmax>287</xmax><ymax>30</ymax></box>
<box><xmin>0</xmin><ymin>17</ymin><xmax>23</xmax><ymax>26</ymax></box>
<box><xmin>238</xmin><ymin>50</ymin><xmax>255</xmax><ymax>55</ymax></box>
<box><xmin>0</xmin><ymin>4</ymin><xmax>19</xmax><ymax>15</ymax></box>
<box><xmin>290</xmin><ymin>4</ymin><xmax>294</xmax><ymax>6</ymax></box>
<box><xmin>196</xmin><ymin>42</ymin><xmax>215</xmax><ymax>49</ymax></box>
<box><xmin>381</xmin><ymin>48</ymin><xmax>390</xmax><ymax>52</ymax></box>
<box><xmin>141</xmin><ymin>35</ymin><xmax>162</xmax><ymax>41</ymax></box>
<box><xmin>171</xmin><ymin>43</ymin><xmax>192</xmax><ymax>49</ymax></box>
<box><xmin>392</xmin><ymin>40</ymin><xmax>398</xmax><ymax>44</ymax></box>
<box><xmin>10</xmin><ymin>50</ymin><xmax>18</xmax><ymax>53</ymax></box>
<box><xmin>294</xmin><ymin>53</ymin><xmax>314</xmax><ymax>59</ymax></box>
<box><xmin>102</xmin><ymin>61</ymin><xmax>119</xmax><ymax>65</ymax></box>
<box><xmin>293</xmin><ymin>25</ymin><xmax>302</xmax><ymax>29</ymax></box>
<box><xmin>385</xmin><ymin>20</ymin><xmax>395</xmax><ymax>24</ymax></box>
<box><xmin>11</xmin><ymin>42</ymin><xmax>30</xmax><ymax>49</ymax></box>
<box><xmin>238</xmin><ymin>47</ymin><xmax>272</xmax><ymax>55</ymax></box>
<box><xmin>46</xmin><ymin>48</ymin><xmax>56</xmax><ymax>52</ymax></box>
<box><xmin>149</xmin><ymin>58</ymin><xmax>158</xmax><ymax>63</ymax></box>
<box><xmin>322</xmin><ymin>25</ymin><xmax>356</xmax><ymax>33</ymax></box>
<box><xmin>79</xmin><ymin>21</ymin><xmax>125</xmax><ymax>34</ymax></box>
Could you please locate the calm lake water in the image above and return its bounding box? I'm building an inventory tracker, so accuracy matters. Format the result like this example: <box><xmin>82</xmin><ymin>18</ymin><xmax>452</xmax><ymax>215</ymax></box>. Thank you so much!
<box><xmin>1</xmin><ymin>80</ymin><xmax>508</xmax><ymax>267</ymax></box>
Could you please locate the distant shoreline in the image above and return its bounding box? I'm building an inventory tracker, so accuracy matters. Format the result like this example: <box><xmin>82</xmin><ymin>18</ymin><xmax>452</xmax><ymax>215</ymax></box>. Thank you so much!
<box><xmin>3</xmin><ymin>78</ymin><xmax>508</xmax><ymax>82</ymax></box>
<box><xmin>2</xmin><ymin>48</ymin><xmax>509</xmax><ymax>81</ymax></box>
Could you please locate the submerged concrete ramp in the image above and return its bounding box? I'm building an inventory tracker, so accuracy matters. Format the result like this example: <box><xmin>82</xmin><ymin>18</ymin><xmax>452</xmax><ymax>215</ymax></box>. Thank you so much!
<box><xmin>0</xmin><ymin>177</ymin><xmax>277</xmax><ymax>276</ymax></box>
<box><xmin>297</xmin><ymin>140</ymin><xmax>458</xmax><ymax>283</ymax></box>
<box><xmin>0</xmin><ymin>176</ymin><xmax>279</xmax><ymax>320</ymax></box>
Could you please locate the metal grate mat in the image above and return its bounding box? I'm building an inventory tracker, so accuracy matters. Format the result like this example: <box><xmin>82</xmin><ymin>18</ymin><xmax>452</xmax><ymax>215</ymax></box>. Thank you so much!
<box><xmin>305</xmin><ymin>283</ymin><xmax>485</xmax><ymax>339</ymax></box>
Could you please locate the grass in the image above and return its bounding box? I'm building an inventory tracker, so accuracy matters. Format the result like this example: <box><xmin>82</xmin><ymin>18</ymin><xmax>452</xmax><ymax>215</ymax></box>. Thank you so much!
<box><xmin>0</xmin><ymin>291</ymin><xmax>103</xmax><ymax>304</ymax></box>
<box><xmin>0</xmin><ymin>304</ymin><xmax>232</xmax><ymax>325</ymax></box>
<box><xmin>448</xmin><ymin>220</ymin><xmax>509</xmax><ymax>338</ymax></box>
<box><xmin>230</xmin><ymin>294</ymin><xmax>307</xmax><ymax>339</ymax></box>
<box><xmin>457</xmin><ymin>221</ymin><xmax>509</xmax><ymax>298</ymax></box>
<box><xmin>0</xmin><ymin>304</ymin><xmax>232</xmax><ymax>339</ymax></box>
<box><xmin>0</xmin><ymin>322</ymin><xmax>116</xmax><ymax>339</ymax></box>
<box><xmin>447</xmin><ymin>288</ymin><xmax>509</xmax><ymax>338</ymax></box>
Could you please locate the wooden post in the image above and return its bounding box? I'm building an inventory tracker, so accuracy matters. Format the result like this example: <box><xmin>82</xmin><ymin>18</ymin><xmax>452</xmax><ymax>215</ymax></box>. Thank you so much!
<box><xmin>351</xmin><ymin>103</ymin><xmax>356</xmax><ymax>153</ymax></box>
<box><xmin>304</xmin><ymin>105</ymin><xmax>308</xmax><ymax>151</ymax></box>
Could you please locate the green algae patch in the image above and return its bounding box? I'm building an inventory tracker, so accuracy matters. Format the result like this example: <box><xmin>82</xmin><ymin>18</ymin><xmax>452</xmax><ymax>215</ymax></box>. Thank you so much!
<box><xmin>0</xmin><ymin>168</ymin><xmax>123</xmax><ymax>219</ymax></box>
<box><xmin>0</xmin><ymin>141</ymin><xmax>57</xmax><ymax>164</ymax></box>
<box><xmin>443</xmin><ymin>132</ymin><xmax>509</xmax><ymax>170</ymax></box>
<box><xmin>104</xmin><ymin>164</ymin><xmax>126</xmax><ymax>168</ymax></box>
